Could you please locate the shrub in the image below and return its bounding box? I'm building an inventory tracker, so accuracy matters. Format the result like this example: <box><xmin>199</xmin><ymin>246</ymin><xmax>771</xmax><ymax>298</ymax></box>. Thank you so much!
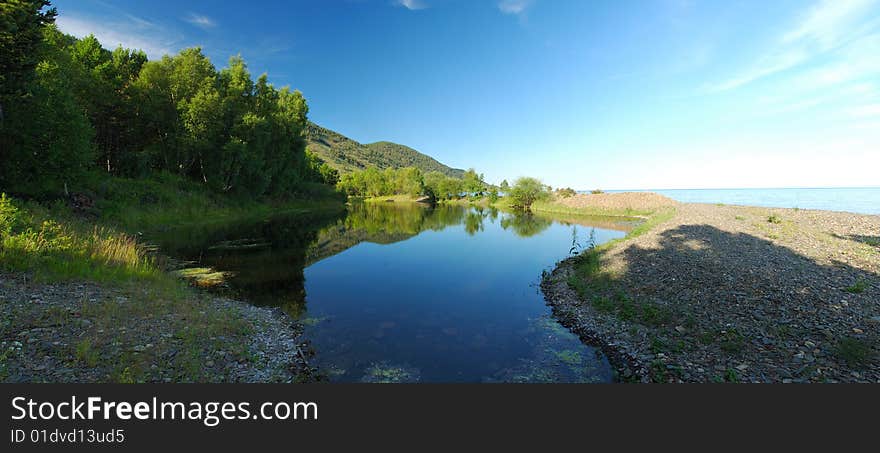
<box><xmin>556</xmin><ymin>187</ymin><xmax>577</xmax><ymax>198</ymax></box>
<box><xmin>835</xmin><ymin>337</ymin><xmax>873</xmax><ymax>367</ymax></box>
<box><xmin>508</xmin><ymin>177</ymin><xmax>550</xmax><ymax>210</ymax></box>
<box><xmin>0</xmin><ymin>193</ymin><xmax>22</xmax><ymax>237</ymax></box>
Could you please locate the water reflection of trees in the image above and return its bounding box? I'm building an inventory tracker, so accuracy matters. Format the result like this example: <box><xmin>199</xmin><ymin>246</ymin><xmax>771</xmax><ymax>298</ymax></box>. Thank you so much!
<box><xmin>153</xmin><ymin>208</ymin><xmax>343</xmax><ymax>315</ymax></box>
<box><xmin>500</xmin><ymin>212</ymin><xmax>553</xmax><ymax>237</ymax></box>
<box><xmin>158</xmin><ymin>202</ymin><xmax>634</xmax><ymax>318</ymax></box>
<box><xmin>307</xmin><ymin>202</ymin><xmax>470</xmax><ymax>263</ymax></box>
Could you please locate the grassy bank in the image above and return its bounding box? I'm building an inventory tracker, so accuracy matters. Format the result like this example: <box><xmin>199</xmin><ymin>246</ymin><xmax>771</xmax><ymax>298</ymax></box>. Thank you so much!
<box><xmin>0</xmin><ymin>174</ymin><xmax>344</xmax><ymax>382</ymax></box>
<box><xmin>363</xmin><ymin>194</ymin><xmax>424</xmax><ymax>203</ymax></box>
<box><xmin>495</xmin><ymin>198</ymin><xmax>657</xmax><ymax>219</ymax></box>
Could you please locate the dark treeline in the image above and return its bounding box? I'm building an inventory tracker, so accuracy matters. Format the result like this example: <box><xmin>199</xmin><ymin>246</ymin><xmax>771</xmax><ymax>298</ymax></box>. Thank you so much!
<box><xmin>0</xmin><ymin>0</ymin><xmax>334</xmax><ymax>198</ymax></box>
<box><xmin>337</xmin><ymin>167</ymin><xmax>496</xmax><ymax>201</ymax></box>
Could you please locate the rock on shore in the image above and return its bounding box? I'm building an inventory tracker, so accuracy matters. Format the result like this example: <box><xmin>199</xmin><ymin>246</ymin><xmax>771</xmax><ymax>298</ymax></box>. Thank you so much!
<box><xmin>0</xmin><ymin>273</ymin><xmax>313</xmax><ymax>383</ymax></box>
<box><xmin>543</xmin><ymin>203</ymin><xmax>879</xmax><ymax>383</ymax></box>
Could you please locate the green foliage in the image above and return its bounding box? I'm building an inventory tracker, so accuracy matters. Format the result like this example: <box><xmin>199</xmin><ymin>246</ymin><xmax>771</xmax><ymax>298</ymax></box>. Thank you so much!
<box><xmin>508</xmin><ymin>177</ymin><xmax>550</xmax><ymax>210</ymax></box>
<box><xmin>767</xmin><ymin>214</ymin><xmax>782</xmax><ymax>224</ymax></box>
<box><xmin>843</xmin><ymin>279</ymin><xmax>868</xmax><ymax>294</ymax></box>
<box><xmin>337</xmin><ymin>166</ymin><xmax>483</xmax><ymax>202</ymax></box>
<box><xmin>500</xmin><ymin>212</ymin><xmax>552</xmax><ymax>237</ymax></box>
<box><xmin>74</xmin><ymin>339</ymin><xmax>99</xmax><ymax>367</ymax></box>
<box><xmin>717</xmin><ymin>329</ymin><xmax>745</xmax><ymax>353</ymax></box>
<box><xmin>834</xmin><ymin>337</ymin><xmax>874</xmax><ymax>368</ymax></box>
<box><xmin>1</xmin><ymin>7</ymin><xmax>327</xmax><ymax>199</ymax></box>
<box><xmin>424</xmin><ymin>171</ymin><xmax>464</xmax><ymax>201</ymax></box>
<box><xmin>590</xmin><ymin>189</ymin><xmax>604</xmax><ymax>194</ymax></box>
<box><xmin>0</xmin><ymin>194</ymin><xmax>159</xmax><ymax>282</ymax></box>
<box><xmin>306</xmin><ymin>122</ymin><xmax>464</xmax><ymax>178</ymax></box>
<box><xmin>556</xmin><ymin>187</ymin><xmax>577</xmax><ymax>198</ymax></box>
<box><xmin>1</xmin><ymin>25</ymin><xmax>95</xmax><ymax>196</ymax></box>
<box><xmin>499</xmin><ymin>179</ymin><xmax>509</xmax><ymax>192</ymax></box>
<box><xmin>461</xmin><ymin>168</ymin><xmax>486</xmax><ymax>197</ymax></box>
<box><xmin>0</xmin><ymin>193</ymin><xmax>22</xmax><ymax>237</ymax></box>
<box><xmin>0</xmin><ymin>0</ymin><xmax>57</xmax><ymax>100</ymax></box>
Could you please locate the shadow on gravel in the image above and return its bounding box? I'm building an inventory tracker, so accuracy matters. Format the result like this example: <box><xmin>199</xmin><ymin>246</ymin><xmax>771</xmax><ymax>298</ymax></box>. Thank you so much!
<box><xmin>622</xmin><ymin>225</ymin><xmax>879</xmax><ymax>302</ymax></box>
<box><xmin>609</xmin><ymin>224</ymin><xmax>879</xmax><ymax>379</ymax></box>
<box><xmin>835</xmin><ymin>234</ymin><xmax>880</xmax><ymax>248</ymax></box>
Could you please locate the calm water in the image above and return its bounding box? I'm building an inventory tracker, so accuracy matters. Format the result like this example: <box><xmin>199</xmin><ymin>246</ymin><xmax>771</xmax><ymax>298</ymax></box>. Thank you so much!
<box><xmin>604</xmin><ymin>187</ymin><xmax>880</xmax><ymax>215</ymax></box>
<box><xmin>158</xmin><ymin>203</ymin><xmax>634</xmax><ymax>382</ymax></box>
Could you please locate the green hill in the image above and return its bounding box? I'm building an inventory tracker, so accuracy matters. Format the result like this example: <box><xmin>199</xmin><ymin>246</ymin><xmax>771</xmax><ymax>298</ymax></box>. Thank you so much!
<box><xmin>306</xmin><ymin>122</ymin><xmax>464</xmax><ymax>178</ymax></box>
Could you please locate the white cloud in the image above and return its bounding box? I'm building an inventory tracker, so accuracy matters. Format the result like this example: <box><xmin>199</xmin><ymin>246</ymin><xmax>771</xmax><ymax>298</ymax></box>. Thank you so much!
<box><xmin>782</xmin><ymin>0</ymin><xmax>876</xmax><ymax>48</ymax></box>
<box><xmin>56</xmin><ymin>14</ymin><xmax>184</xmax><ymax>59</ymax></box>
<box><xmin>708</xmin><ymin>0</ymin><xmax>879</xmax><ymax>92</ymax></box>
<box><xmin>395</xmin><ymin>0</ymin><xmax>427</xmax><ymax>10</ymax></box>
<box><xmin>849</xmin><ymin>104</ymin><xmax>880</xmax><ymax>117</ymax></box>
<box><xmin>498</xmin><ymin>0</ymin><xmax>533</xmax><ymax>15</ymax></box>
<box><xmin>185</xmin><ymin>13</ymin><xmax>217</xmax><ymax>29</ymax></box>
<box><xmin>709</xmin><ymin>49</ymin><xmax>808</xmax><ymax>92</ymax></box>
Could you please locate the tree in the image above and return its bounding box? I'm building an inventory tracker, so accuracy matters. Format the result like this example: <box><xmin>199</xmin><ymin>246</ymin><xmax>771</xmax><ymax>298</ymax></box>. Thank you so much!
<box><xmin>393</xmin><ymin>167</ymin><xmax>423</xmax><ymax>197</ymax></box>
<box><xmin>500</xmin><ymin>212</ymin><xmax>552</xmax><ymax>237</ymax></box>
<box><xmin>508</xmin><ymin>177</ymin><xmax>549</xmax><ymax>211</ymax></box>
<box><xmin>0</xmin><ymin>0</ymin><xmax>57</xmax><ymax>114</ymax></box>
<box><xmin>500</xmin><ymin>179</ymin><xmax>509</xmax><ymax>192</ymax></box>
<box><xmin>0</xmin><ymin>25</ymin><xmax>94</xmax><ymax>196</ymax></box>
<box><xmin>462</xmin><ymin>168</ymin><xmax>485</xmax><ymax>197</ymax></box>
<box><xmin>1</xmin><ymin>15</ymin><xmax>326</xmax><ymax>199</ymax></box>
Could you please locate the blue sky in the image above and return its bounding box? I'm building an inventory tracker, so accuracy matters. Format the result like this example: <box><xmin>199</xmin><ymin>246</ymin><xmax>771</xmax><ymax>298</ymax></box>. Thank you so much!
<box><xmin>54</xmin><ymin>0</ymin><xmax>880</xmax><ymax>189</ymax></box>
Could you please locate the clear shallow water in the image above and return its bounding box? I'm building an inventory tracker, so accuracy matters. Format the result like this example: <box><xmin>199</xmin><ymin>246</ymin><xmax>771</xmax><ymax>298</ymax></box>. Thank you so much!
<box><xmin>158</xmin><ymin>203</ymin><xmax>633</xmax><ymax>382</ymax></box>
<box><xmin>601</xmin><ymin>188</ymin><xmax>880</xmax><ymax>215</ymax></box>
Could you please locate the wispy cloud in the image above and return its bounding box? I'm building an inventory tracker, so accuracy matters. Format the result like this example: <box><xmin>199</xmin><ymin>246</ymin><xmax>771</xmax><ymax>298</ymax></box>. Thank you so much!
<box><xmin>395</xmin><ymin>0</ymin><xmax>428</xmax><ymax>10</ymax></box>
<box><xmin>498</xmin><ymin>0</ymin><xmax>534</xmax><ymax>16</ymax></box>
<box><xmin>708</xmin><ymin>0</ymin><xmax>878</xmax><ymax>92</ymax></box>
<box><xmin>782</xmin><ymin>0</ymin><xmax>876</xmax><ymax>48</ymax></box>
<box><xmin>849</xmin><ymin>103</ymin><xmax>880</xmax><ymax>117</ymax></box>
<box><xmin>185</xmin><ymin>13</ymin><xmax>217</xmax><ymax>30</ymax></box>
<box><xmin>56</xmin><ymin>13</ymin><xmax>185</xmax><ymax>59</ymax></box>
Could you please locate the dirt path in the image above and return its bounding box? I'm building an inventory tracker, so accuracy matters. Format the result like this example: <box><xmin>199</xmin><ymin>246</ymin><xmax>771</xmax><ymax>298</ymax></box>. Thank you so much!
<box><xmin>544</xmin><ymin>203</ymin><xmax>880</xmax><ymax>383</ymax></box>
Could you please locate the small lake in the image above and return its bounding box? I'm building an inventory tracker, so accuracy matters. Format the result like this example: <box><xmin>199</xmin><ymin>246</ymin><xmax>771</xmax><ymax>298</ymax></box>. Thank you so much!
<box><xmin>158</xmin><ymin>202</ymin><xmax>635</xmax><ymax>382</ymax></box>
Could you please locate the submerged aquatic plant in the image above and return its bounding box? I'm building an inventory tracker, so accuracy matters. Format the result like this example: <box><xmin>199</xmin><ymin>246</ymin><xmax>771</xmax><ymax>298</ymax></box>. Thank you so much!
<box><xmin>360</xmin><ymin>362</ymin><xmax>421</xmax><ymax>383</ymax></box>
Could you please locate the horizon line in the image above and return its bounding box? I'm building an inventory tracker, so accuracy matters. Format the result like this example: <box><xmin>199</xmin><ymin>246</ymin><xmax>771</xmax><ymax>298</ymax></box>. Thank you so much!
<box><xmin>581</xmin><ymin>186</ymin><xmax>880</xmax><ymax>192</ymax></box>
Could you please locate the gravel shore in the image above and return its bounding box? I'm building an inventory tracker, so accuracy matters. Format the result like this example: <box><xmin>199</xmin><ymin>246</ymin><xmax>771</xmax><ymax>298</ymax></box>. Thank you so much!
<box><xmin>543</xmin><ymin>202</ymin><xmax>879</xmax><ymax>383</ymax></box>
<box><xmin>0</xmin><ymin>273</ymin><xmax>313</xmax><ymax>383</ymax></box>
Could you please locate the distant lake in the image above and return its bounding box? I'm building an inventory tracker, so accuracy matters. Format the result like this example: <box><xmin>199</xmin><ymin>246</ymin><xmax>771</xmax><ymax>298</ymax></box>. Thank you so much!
<box><xmin>601</xmin><ymin>188</ymin><xmax>880</xmax><ymax>215</ymax></box>
<box><xmin>158</xmin><ymin>203</ymin><xmax>636</xmax><ymax>382</ymax></box>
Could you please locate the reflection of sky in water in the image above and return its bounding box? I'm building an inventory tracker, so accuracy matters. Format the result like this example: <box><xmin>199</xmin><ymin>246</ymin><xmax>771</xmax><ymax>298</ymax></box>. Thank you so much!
<box><xmin>301</xmin><ymin>205</ymin><xmax>627</xmax><ymax>382</ymax></box>
<box><xmin>160</xmin><ymin>203</ymin><xmax>631</xmax><ymax>382</ymax></box>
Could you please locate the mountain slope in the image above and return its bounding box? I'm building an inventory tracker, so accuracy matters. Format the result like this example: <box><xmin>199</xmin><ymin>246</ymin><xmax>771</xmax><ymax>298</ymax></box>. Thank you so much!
<box><xmin>306</xmin><ymin>122</ymin><xmax>464</xmax><ymax>178</ymax></box>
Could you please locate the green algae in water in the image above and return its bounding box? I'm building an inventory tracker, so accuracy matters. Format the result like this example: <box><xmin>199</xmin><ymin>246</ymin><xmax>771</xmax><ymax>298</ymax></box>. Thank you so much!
<box><xmin>554</xmin><ymin>349</ymin><xmax>584</xmax><ymax>367</ymax></box>
<box><xmin>360</xmin><ymin>362</ymin><xmax>421</xmax><ymax>383</ymax></box>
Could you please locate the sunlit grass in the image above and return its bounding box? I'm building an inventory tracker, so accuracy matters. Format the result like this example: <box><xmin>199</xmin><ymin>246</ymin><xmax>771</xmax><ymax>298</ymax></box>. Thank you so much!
<box><xmin>1</xmin><ymin>198</ymin><xmax>160</xmax><ymax>283</ymax></box>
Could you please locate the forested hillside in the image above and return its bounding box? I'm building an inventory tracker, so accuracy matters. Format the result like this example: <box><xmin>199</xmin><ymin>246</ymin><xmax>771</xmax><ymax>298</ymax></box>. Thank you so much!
<box><xmin>306</xmin><ymin>122</ymin><xmax>464</xmax><ymax>178</ymax></box>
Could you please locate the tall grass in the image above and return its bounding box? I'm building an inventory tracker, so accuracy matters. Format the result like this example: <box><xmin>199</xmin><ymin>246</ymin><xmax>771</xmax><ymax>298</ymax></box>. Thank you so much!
<box><xmin>88</xmin><ymin>173</ymin><xmax>344</xmax><ymax>233</ymax></box>
<box><xmin>1</xmin><ymin>195</ymin><xmax>160</xmax><ymax>282</ymax></box>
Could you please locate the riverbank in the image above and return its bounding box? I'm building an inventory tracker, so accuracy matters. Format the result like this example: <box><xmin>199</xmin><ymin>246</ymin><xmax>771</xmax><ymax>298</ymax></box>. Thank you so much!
<box><xmin>0</xmin><ymin>175</ymin><xmax>344</xmax><ymax>382</ymax></box>
<box><xmin>0</xmin><ymin>272</ymin><xmax>314</xmax><ymax>382</ymax></box>
<box><xmin>543</xmin><ymin>196</ymin><xmax>879</xmax><ymax>383</ymax></box>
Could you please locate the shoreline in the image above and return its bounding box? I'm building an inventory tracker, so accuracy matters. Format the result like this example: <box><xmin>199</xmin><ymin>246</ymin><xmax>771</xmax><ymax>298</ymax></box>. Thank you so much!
<box><xmin>0</xmin><ymin>184</ymin><xmax>344</xmax><ymax>383</ymax></box>
<box><xmin>0</xmin><ymin>271</ymin><xmax>317</xmax><ymax>383</ymax></box>
<box><xmin>542</xmin><ymin>200</ymin><xmax>879</xmax><ymax>383</ymax></box>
